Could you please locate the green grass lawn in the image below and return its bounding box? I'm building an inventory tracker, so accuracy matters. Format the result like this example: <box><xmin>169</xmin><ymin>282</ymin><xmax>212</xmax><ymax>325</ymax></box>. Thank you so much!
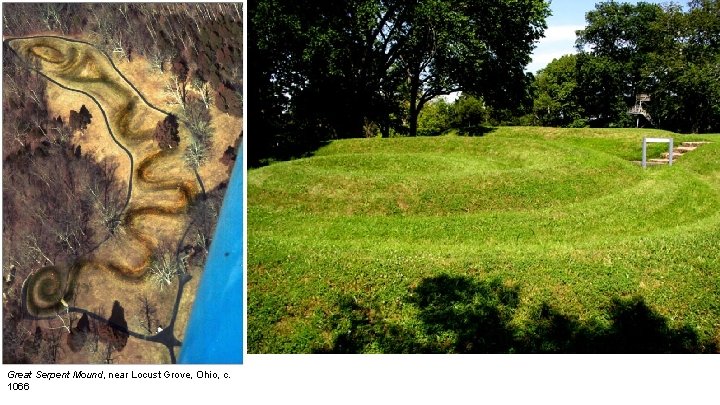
<box><xmin>248</xmin><ymin>127</ymin><xmax>720</xmax><ymax>353</ymax></box>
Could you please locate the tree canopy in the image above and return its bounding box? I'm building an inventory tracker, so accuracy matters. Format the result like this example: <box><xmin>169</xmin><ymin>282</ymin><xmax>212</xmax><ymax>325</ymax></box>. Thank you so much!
<box><xmin>154</xmin><ymin>114</ymin><xmax>180</xmax><ymax>149</ymax></box>
<box><xmin>532</xmin><ymin>0</ymin><xmax>720</xmax><ymax>132</ymax></box>
<box><xmin>249</xmin><ymin>0</ymin><xmax>549</xmax><ymax>165</ymax></box>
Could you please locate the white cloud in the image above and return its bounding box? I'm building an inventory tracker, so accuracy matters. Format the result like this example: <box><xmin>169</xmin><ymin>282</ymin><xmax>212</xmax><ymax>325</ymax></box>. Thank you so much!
<box><xmin>526</xmin><ymin>25</ymin><xmax>584</xmax><ymax>73</ymax></box>
<box><xmin>527</xmin><ymin>49</ymin><xmax>577</xmax><ymax>73</ymax></box>
<box><xmin>540</xmin><ymin>25</ymin><xmax>584</xmax><ymax>43</ymax></box>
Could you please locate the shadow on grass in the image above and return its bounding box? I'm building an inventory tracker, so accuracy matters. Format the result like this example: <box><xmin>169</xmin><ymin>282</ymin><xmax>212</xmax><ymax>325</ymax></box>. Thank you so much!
<box><xmin>248</xmin><ymin>126</ymin><xmax>332</xmax><ymax>169</ymax></box>
<box><xmin>315</xmin><ymin>274</ymin><xmax>717</xmax><ymax>353</ymax></box>
<box><xmin>455</xmin><ymin>126</ymin><xmax>497</xmax><ymax>137</ymax></box>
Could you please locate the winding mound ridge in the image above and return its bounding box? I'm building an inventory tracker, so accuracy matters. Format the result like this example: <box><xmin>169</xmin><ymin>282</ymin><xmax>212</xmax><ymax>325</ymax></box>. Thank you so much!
<box><xmin>249</xmin><ymin>128</ymin><xmax>720</xmax><ymax>353</ymax></box>
<box><xmin>9</xmin><ymin>36</ymin><xmax>200</xmax><ymax>316</ymax></box>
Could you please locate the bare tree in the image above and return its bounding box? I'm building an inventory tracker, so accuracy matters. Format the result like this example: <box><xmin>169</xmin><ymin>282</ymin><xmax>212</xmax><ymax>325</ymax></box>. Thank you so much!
<box><xmin>49</xmin><ymin>116</ymin><xmax>72</xmax><ymax>144</ymax></box>
<box><xmin>8</xmin><ymin>119</ymin><xmax>31</xmax><ymax>149</ymax></box>
<box><xmin>88</xmin><ymin>159</ymin><xmax>125</xmax><ymax>234</ymax></box>
<box><xmin>188</xmin><ymin>197</ymin><xmax>219</xmax><ymax>258</ymax></box>
<box><xmin>149</xmin><ymin>46</ymin><xmax>165</xmax><ymax>72</ymax></box>
<box><xmin>30</xmin><ymin>113</ymin><xmax>48</xmax><ymax>138</ymax></box>
<box><xmin>181</xmin><ymin>95</ymin><xmax>213</xmax><ymax>176</ymax></box>
<box><xmin>51</xmin><ymin>225</ymin><xmax>80</xmax><ymax>257</ymax></box>
<box><xmin>48</xmin><ymin>308</ymin><xmax>72</xmax><ymax>334</ymax></box>
<box><xmin>23</xmin><ymin>234</ymin><xmax>54</xmax><ymax>267</ymax></box>
<box><xmin>193</xmin><ymin>231</ymin><xmax>209</xmax><ymax>258</ymax></box>
<box><xmin>84</xmin><ymin>306</ymin><xmax>104</xmax><ymax>357</ymax></box>
<box><xmin>164</xmin><ymin>76</ymin><xmax>186</xmax><ymax>109</ymax></box>
<box><xmin>38</xmin><ymin>329</ymin><xmax>63</xmax><ymax>364</ymax></box>
<box><xmin>41</xmin><ymin>4</ymin><xmax>66</xmax><ymax>34</ymax></box>
<box><xmin>147</xmin><ymin>250</ymin><xmax>183</xmax><ymax>291</ymax></box>
<box><xmin>103</xmin><ymin>342</ymin><xmax>115</xmax><ymax>364</ymax></box>
<box><xmin>138</xmin><ymin>295</ymin><xmax>157</xmax><ymax>334</ymax></box>
<box><xmin>191</xmin><ymin>76</ymin><xmax>213</xmax><ymax>109</ymax></box>
<box><xmin>184</xmin><ymin>137</ymin><xmax>207</xmax><ymax>171</ymax></box>
<box><xmin>2</xmin><ymin>321</ymin><xmax>32</xmax><ymax>363</ymax></box>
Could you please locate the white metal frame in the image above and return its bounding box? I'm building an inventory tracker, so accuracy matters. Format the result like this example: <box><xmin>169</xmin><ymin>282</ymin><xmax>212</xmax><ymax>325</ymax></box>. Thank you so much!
<box><xmin>642</xmin><ymin>137</ymin><xmax>673</xmax><ymax>168</ymax></box>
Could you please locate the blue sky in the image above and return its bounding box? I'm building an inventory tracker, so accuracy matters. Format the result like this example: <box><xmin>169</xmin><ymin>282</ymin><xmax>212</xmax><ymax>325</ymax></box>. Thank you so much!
<box><xmin>526</xmin><ymin>0</ymin><xmax>665</xmax><ymax>73</ymax></box>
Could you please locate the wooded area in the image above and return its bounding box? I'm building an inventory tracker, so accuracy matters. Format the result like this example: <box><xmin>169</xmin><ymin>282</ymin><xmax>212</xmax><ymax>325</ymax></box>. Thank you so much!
<box><xmin>250</xmin><ymin>0</ymin><xmax>719</xmax><ymax>167</ymax></box>
<box><xmin>249</xmin><ymin>0</ymin><xmax>550</xmax><ymax>165</ymax></box>
<box><xmin>533</xmin><ymin>0</ymin><xmax>720</xmax><ymax>132</ymax></box>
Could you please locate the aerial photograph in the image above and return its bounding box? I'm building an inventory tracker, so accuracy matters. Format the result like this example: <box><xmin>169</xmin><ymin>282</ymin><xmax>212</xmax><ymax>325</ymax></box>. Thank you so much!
<box><xmin>248</xmin><ymin>0</ymin><xmax>719</xmax><ymax>353</ymax></box>
<box><xmin>2</xmin><ymin>3</ymin><xmax>243</xmax><ymax>364</ymax></box>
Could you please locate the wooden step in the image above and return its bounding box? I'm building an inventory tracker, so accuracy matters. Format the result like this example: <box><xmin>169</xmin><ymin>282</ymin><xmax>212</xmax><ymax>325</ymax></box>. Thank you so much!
<box><xmin>681</xmin><ymin>141</ymin><xmax>711</xmax><ymax>147</ymax></box>
<box><xmin>649</xmin><ymin>158</ymin><xmax>671</xmax><ymax>164</ymax></box>
<box><xmin>661</xmin><ymin>152</ymin><xmax>683</xmax><ymax>159</ymax></box>
<box><xmin>675</xmin><ymin>146</ymin><xmax>697</xmax><ymax>152</ymax></box>
<box><xmin>632</xmin><ymin>160</ymin><xmax>666</xmax><ymax>166</ymax></box>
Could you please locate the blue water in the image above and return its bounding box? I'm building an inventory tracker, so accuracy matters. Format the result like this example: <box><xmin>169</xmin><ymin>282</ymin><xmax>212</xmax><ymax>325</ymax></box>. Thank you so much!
<box><xmin>179</xmin><ymin>141</ymin><xmax>243</xmax><ymax>364</ymax></box>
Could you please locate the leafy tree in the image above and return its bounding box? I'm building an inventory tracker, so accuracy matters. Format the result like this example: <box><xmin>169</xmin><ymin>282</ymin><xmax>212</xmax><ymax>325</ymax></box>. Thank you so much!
<box><xmin>416</xmin><ymin>98</ymin><xmax>452</xmax><ymax>136</ymax></box>
<box><xmin>533</xmin><ymin>54</ymin><xmax>584</xmax><ymax>127</ymax></box>
<box><xmin>645</xmin><ymin>0</ymin><xmax>720</xmax><ymax>132</ymax></box>
<box><xmin>451</xmin><ymin>94</ymin><xmax>490</xmax><ymax>133</ymax></box>
<box><xmin>249</xmin><ymin>0</ymin><xmax>550</xmax><ymax>165</ymax></box>
<box><xmin>574</xmin><ymin>1</ymin><xmax>665</xmax><ymax>127</ymax></box>
<box><xmin>153</xmin><ymin>114</ymin><xmax>180</xmax><ymax>149</ymax></box>
<box><xmin>567</xmin><ymin>0</ymin><xmax>720</xmax><ymax>132</ymax></box>
<box><xmin>401</xmin><ymin>0</ymin><xmax>549</xmax><ymax>136</ymax></box>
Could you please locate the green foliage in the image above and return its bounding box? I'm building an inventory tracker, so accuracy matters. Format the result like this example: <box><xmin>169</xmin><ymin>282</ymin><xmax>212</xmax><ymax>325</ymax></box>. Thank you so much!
<box><xmin>564</xmin><ymin>0</ymin><xmax>720</xmax><ymax>132</ymax></box>
<box><xmin>450</xmin><ymin>94</ymin><xmax>489</xmax><ymax>133</ymax></box>
<box><xmin>401</xmin><ymin>0</ymin><xmax>549</xmax><ymax>136</ymax></box>
<box><xmin>533</xmin><ymin>54</ymin><xmax>585</xmax><ymax>127</ymax></box>
<box><xmin>250</xmin><ymin>0</ymin><xmax>550</xmax><ymax>165</ymax></box>
<box><xmin>416</xmin><ymin>99</ymin><xmax>452</xmax><ymax>136</ymax></box>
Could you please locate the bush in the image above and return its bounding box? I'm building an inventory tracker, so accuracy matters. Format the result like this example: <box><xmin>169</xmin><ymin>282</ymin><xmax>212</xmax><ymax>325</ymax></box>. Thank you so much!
<box><xmin>417</xmin><ymin>99</ymin><xmax>452</xmax><ymax>136</ymax></box>
<box><xmin>451</xmin><ymin>94</ymin><xmax>489</xmax><ymax>133</ymax></box>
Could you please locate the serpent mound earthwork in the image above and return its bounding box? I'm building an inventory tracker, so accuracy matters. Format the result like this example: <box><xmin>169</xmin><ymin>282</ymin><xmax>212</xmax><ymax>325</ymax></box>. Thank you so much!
<box><xmin>7</xmin><ymin>36</ymin><xmax>201</xmax><ymax>319</ymax></box>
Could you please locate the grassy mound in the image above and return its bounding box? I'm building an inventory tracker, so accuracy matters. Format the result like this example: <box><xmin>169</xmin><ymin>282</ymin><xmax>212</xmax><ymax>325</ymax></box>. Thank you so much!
<box><xmin>249</xmin><ymin>127</ymin><xmax>720</xmax><ymax>353</ymax></box>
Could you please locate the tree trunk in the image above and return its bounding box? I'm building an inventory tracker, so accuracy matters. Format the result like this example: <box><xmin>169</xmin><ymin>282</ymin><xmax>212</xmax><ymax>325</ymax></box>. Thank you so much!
<box><xmin>409</xmin><ymin>105</ymin><xmax>419</xmax><ymax>137</ymax></box>
<box><xmin>380</xmin><ymin>121</ymin><xmax>390</xmax><ymax>138</ymax></box>
<box><xmin>408</xmin><ymin>68</ymin><xmax>421</xmax><ymax>137</ymax></box>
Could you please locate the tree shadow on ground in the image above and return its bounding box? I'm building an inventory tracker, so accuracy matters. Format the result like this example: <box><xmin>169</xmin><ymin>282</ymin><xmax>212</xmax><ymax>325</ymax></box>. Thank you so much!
<box><xmin>456</xmin><ymin>126</ymin><xmax>497</xmax><ymax>137</ymax></box>
<box><xmin>316</xmin><ymin>274</ymin><xmax>718</xmax><ymax>353</ymax></box>
<box><xmin>248</xmin><ymin>135</ymin><xmax>332</xmax><ymax>168</ymax></box>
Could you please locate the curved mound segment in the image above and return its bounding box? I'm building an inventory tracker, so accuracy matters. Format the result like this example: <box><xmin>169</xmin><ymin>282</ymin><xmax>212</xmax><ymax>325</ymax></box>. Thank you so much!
<box><xmin>249</xmin><ymin>133</ymin><xmax>720</xmax><ymax>353</ymax></box>
<box><xmin>8</xmin><ymin>36</ymin><xmax>200</xmax><ymax>307</ymax></box>
<box><xmin>250</xmin><ymin>138</ymin><xmax>642</xmax><ymax>216</ymax></box>
<box><xmin>25</xmin><ymin>266</ymin><xmax>68</xmax><ymax>314</ymax></box>
<box><xmin>8</xmin><ymin>37</ymin><xmax>160</xmax><ymax>148</ymax></box>
<box><xmin>23</xmin><ymin>265</ymin><xmax>77</xmax><ymax>317</ymax></box>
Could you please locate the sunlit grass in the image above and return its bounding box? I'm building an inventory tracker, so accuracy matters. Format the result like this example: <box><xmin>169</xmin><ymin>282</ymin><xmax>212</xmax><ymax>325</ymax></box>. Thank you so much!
<box><xmin>248</xmin><ymin>127</ymin><xmax>720</xmax><ymax>353</ymax></box>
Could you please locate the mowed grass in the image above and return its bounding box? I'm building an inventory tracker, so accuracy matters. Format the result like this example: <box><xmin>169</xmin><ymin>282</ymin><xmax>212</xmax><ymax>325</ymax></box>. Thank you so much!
<box><xmin>248</xmin><ymin>127</ymin><xmax>720</xmax><ymax>353</ymax></box>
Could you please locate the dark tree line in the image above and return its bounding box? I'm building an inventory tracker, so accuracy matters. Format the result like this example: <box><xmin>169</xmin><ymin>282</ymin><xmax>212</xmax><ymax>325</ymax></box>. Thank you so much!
<box><xmin>532</xmin><ymin>0</ymin><xmax>720</xmax><ymax>133</ymax></box>
<box><xmin>249</xmin><ymin>0</ymin><xmax>549</xmax><ymax>166</ymax></box>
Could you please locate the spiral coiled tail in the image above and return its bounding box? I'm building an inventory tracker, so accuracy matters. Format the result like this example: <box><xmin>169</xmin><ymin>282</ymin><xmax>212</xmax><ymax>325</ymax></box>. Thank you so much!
<box><xmin>24</xmin><ymin>265</ymin><xmax>75</xmax><ymax>317</ymax></box>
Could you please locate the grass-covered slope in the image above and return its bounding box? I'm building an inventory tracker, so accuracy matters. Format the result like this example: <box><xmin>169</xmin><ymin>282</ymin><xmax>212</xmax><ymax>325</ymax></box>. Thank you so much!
<box><xmin>248</xmin><ymin>127</ymin><xmax>720</xmax><ymax>353</ymax></box>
